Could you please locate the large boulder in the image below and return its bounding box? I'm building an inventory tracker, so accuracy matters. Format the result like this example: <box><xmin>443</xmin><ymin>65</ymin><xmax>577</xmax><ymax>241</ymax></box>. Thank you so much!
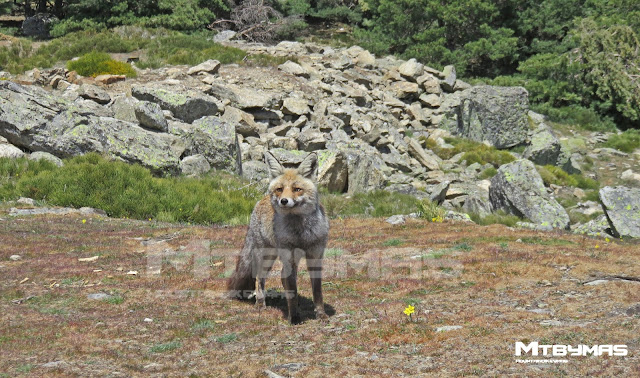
<box><xmin>0</xmin><ymin>81</ymin><xmax>185</xmax><ymax>173</ymax></box>
<box><xmin>599</xmin><ymin>186</ymin><xmax>640</xmax><ymax>238</ymax></box>
<box><xmin>439</xmin><ymin>86</ymin><xmax>530</xmax><ymax>148</ymax></box>
<box><xmin>132</xmin><ymin>85</ymin><xmax>219</xmax><ymax>123</ymax></box>
<box><xmin>178</xmin><ymin>117</ymin><xmax>242</xmax><ymax>174</ymax></box>
<box><xmin>489</xmin><ymin>159</ymin><xmax>569</xmax><ymax>229</ymax></box>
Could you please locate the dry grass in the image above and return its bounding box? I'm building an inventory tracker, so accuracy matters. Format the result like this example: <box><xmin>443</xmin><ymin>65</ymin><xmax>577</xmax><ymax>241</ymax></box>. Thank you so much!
<box><xmin>1</xmin><ymin>213</ymin><xmax>639</xmax><ymax>376</ymax></box>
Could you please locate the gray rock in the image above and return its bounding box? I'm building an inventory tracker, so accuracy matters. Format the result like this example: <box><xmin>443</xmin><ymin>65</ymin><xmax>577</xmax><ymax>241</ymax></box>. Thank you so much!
<box><xmin>28</xmin><ymin>151</ymin><xmax>64</xmax><ymax>167</ymax></box>
<box><xmin>419</xmin><ymin>93</ymin><xmax>441</xmax><ymax>108</ymax></box>
<box><xmin>621</xmin><ymin>169</ymin><xmax>640</xmax><ymax>184</ymax></box>
<box><xmin>135</xmin><ymin>101</ymin><xmax>168</xmax><ymax>132</ymax></box>
<box><xmin>317</xmin><ymin>150</ymin><xmax>348</xmax><ymax>193</ymax></box>
<box><xmin>278</xmin><ymin>61</ymin><xmax>308</xmax><ymax>78</ymax></box>
<box><xmin>386</xmin><ymin>214</ymin><xmax>406</xmax><ymax>225</ymax></box>
<box><xmin>489</xmin><ymin>159</ymin><xmax>570</xmax><ymax>229</ymax></box>
<box><xmin>79</xmin><ymin>84</ymin><xmax>111</xmax><ymax>105</ymax></box>
<box><xmin>0</xmin><ymin>143</ymin><xmax>24</xmax><ymax>158</ymax></box>
<box><xmin>111</xmin><ymin>96</ymin><xmax>139</xmax><ymax>122</ymax></box>
<box><xmin>355</xmin><ymin>50</ymin><xmax>376</xmax><ymax>68</ymax></box>
<box><xmin>242</xmin><ymin>160</ymin><xmax>269</xmax><ymax>183</ymax></box>
<box><xmin>439</xmin><ymin>86</ymin><xmax>530</xmax><ymax>149</ymax></box>
<box><xmin>269</xmin><ymin>149</ymin><xmax>307</xmax><ymax>167</ymax></box>
<box><xmin>187</xmin><ymin>59</ymin><xmax>221</xmax><ymax>76</ymax></box>
<box><xmin>524</xmin><ymin>125</ymin><xmax>561</xmax><ymax>166</ymax></box>
<box><xmin>599</xmin><ymin>186</ymin><xmax>640</xmax><ymax>238</ymax></box>
<box><xmin>297</xmin><ymin>128</ymin><xmax>326</xmax><ymax>151</ymax></box>
<box><xmin>207</xmin><ymin>84</ymin><xmax>279</xmax><ymax>110</ymax></box>
<box><xmin>429</xmin><ymin>181</ymin><xmax>450</xmax><ymax>205</ymax></box>
<box><xmin>87</xmin><ymin>293</ymin><xmax>113</xmax><ymax>300</ymax></box>
<box><xmin>388</xmin><ymin>81</ymin><xmax>420</xmax><ymax>100</ymax></box>
<box><xmin>132</xmin><ymin>85</ymin><xmax>219</xmax><ymax>123</ymax></box>
<box><xmin>41</xmin><ymin>360</ymin><xmax>68</xmax><ymax>369</ymax></box>
<box><xmin>0</xmin><ymin>82</ymin><xmax>185</xmax><ymax>173</ymax></box>
<box><xmin>17</xmin><ymin>197</ymin><xmax>35</xmax><ymax>205</ymax></box>
<box><xmin>345</xmin><ymin>151</ymin><xmax>388</xmax><ymax>194</ymax></box>
<box><xmin>440</xmin><ymin>65</ymin><xmax>457</xmax><ymax>92</ymax></box>
<box><xmin>282</xmin><ymin>98</ymin><xmax>310</xmax><ymax>116</ymax></box>
<box><xmin>179</xmin><ymin>154</ymin><xmax>211</xmax><ymax>176</ymax></box>
<box><xmin>462</xmin><ymin>193</ymin><xmax>492</xmax><ymax>218</ymax></box>
<box><xmin>445</xmin><ymin>211</ymin><xmax>473</xmax><ymax>222</ymax></box>
<box><xmin>406</xmin><ymin>137</ymin><xmax>441</xmax><ymax>171</ymax></box>
<box><xmin>571</xmin><ymin>215</ymin><xmax>612</xmax><ymax>237</ymax></box>
<box><xmin>213</xmin><ymin>30</ymin><xmax>236</xmax><ymax>43</ymax></box>
<box><xmin>182</xmin><ymin>117</ymin><xmax>242</xmax><ymax>174</ymax></box>
<box><xmin>9</xmin><ymin>255</ymin><xmax>22</xmax><ymax>261</ymax></box>
<box><xmin>221</xmin><ymin>107</ymin><xmax>266</xmax><ymax>137</ymax></box>
<box><xmin>398</xmin><ymin>58</ymin><xmax>424</xmax><ymax>81</ymax></box>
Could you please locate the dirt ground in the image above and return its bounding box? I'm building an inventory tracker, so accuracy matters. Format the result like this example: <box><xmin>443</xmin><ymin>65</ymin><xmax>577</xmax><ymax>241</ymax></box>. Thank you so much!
<box><xmin>0</xmin><ymin>212</ymin><xmax>639</xmax><ymax>377</ymax></box>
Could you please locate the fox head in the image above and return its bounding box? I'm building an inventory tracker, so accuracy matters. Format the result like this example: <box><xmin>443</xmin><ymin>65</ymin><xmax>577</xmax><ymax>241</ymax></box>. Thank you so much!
<box><xmin>264</xmin><ymin>151</ymin><xmax>319</xmax><ymax>215</ymax></box>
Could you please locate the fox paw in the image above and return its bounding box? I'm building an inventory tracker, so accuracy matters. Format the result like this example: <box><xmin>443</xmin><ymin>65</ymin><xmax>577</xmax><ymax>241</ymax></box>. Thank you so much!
<box><xmin>315</xmin><ymin>311</ymin><xmax>329</xmax><ymax>321</ymax></box>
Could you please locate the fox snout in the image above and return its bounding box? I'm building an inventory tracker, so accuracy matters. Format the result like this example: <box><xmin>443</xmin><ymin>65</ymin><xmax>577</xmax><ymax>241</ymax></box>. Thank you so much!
<box><xmin>279</xmin><ymin>197</ymin><xmax>295</xmax><ymax>207</ymax></box>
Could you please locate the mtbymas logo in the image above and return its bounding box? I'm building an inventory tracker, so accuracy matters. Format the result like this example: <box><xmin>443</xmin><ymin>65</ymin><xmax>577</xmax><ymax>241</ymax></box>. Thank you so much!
<box><xmin>515</xmin><ymin>342</ymin><xmax>628</xmax><ymax>357</ymax></box>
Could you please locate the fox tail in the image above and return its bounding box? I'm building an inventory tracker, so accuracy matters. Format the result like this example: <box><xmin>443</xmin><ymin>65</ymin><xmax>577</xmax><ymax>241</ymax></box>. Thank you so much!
<box><xmin>227</xmin><ymin>243</ymin><xmax>255</xmax><ymax>299</ymax></box>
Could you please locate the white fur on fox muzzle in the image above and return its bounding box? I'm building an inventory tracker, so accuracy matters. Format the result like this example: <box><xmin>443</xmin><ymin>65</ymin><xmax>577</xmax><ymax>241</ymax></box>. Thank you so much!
<box><xmin>279</xmin><ymin>197</ymin><xmax>296</xmax><ymax>207</ymax></box>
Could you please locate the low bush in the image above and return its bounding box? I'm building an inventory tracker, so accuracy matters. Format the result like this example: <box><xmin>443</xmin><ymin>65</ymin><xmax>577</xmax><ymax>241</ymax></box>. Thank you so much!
<box><xmin>603</xmin><ymin>129</ymin><xmax>640</xmax><ymax>153</ymax></box>
<box><xmin>1</xmin><ymin>154</ymin><xmax>262</xmax><ymax>225</ymax></box>
<box><xmin>67</xmin><ymin>51</ymin><xmax>137</xmax><ymax>77</ymax></box>
<box><xmin>423</xmin><ymin>137</ymin><xmax>516</xmax><ymax>168</ymax></box>
<box><xmin>536</xmin><ymin>165</ymin><xmax>599</xmax><ymax>190</ymax></box>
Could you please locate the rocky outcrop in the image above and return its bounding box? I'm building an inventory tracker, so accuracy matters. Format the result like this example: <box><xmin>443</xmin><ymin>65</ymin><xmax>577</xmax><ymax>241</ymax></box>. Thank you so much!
<box><xmin>132</xmin><ymin>85</ymin><xmax>219</xmax><ymax>123</ymax></box>
<box><xmin>524</xmin><ymin>125</ymin><xmax>561</xmax><ymax>166</ymax></box>
<box><xmin>439</xmin><ymin>86</ymin><xmax>530</xmax><ymax>148</ymax></box>
<box><xmin>599</xmin><ymin>186</ymin><xmax>640</xmax><ymax>238</ymax></box>
<box><xmin>489</xmin><ymin>159</ymin><xmax>570</xmax><ymax>229</ymax></box>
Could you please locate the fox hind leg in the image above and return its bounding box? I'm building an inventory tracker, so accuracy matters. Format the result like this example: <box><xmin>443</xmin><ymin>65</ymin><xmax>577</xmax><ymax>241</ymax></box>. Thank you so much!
<box><xmin>255</xmin><ymin>249</ymin><xmax>277</xmax><ymax>308</ymax></box>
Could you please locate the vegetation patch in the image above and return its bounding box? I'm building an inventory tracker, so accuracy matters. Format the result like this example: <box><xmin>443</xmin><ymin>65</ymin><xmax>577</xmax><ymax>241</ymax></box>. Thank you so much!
<box><xmin>67</xmin><ymin>51</ymin><xmax>136</xmax><ymax>77</ymax></box>
<box><xmin>469</xmin><ymin>211</ymin><xmax>524</xmax><ymax>227</ymax></box>
<box><xmin>423</xmin><ymin>137</ymin><xmax>515</xmax><ymax>168</ymax></box>
<box><xmin>536</xmin><ymin>165</ymin><xmax>599</xmax><ymax>190</ymax></box>
<box><xmin>603</xmin><ymin>129</ymin><xmax>640</xmax><ymax>153</ymax></box>
<box><xmin>321</xmin><ymin>190</ymin><xmax>420</xmax><ymax>219</ymax></box>
<box><xmin>0</xmin><ymin>154</ymin><xmax>262</xmax><ymax>225</ymax></box>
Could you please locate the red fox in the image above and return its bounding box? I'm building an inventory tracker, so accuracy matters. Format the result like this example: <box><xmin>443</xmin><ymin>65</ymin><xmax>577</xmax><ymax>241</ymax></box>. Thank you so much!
<box><xmin>228</xmin><ymin>151</ymin><xmax>329</xmax><ymax>324</ymax></box>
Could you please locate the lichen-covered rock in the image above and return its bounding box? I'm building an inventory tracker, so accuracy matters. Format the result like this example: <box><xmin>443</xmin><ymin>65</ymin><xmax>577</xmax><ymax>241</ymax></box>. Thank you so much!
<box><xmin>282</xmin><ymin>98</ymin><xmax>310</xmax><ymax>116</ymax></box>
<box><xmin>278</xmin><ymin>61</ymin><xmax>308</xmax><ymax>78</ymax></box>
<box><xmin>317</xmin><ymin>150</ymin><xmax>348</xmax><ymax>193</ymax></box>
<box><xmin>182</xmin><ymin>117</ymin><xmax>242</xmax><ymax>174</ymax></box>
<box><xmin>297</xmin><ymin>128</ymin><xmax>326</xmax><ymax>151</ymax></box>
<box><xmin>489</xmin><ymin>159</ymin><xmax>569</xmax><ymax>229</ymax></box>
<box><xmin>524</xmin><ymin>125</ymin><xmax>561</xmax><ymax>165</ymax></box>
<box><xmin>0</xmin><ymin>81</ymin><xmax>184</xmax><ymax>173</ymax></box>
<box><xmin>132</xmin><ymin>85</ymin><xmax>219</xmax><ymax>123</ymax></box>
<box><xmin>440</xmin><ymin>65</ymin><xmax>457</xmax><ymax>92</ymax></box>
<box><xmin>599</xmin><ymin>186</ymin><xmax>640</xmax><ymax>238</ymax></box>
<box><xmin>135</xmin><ymin>101</ymin><xmax>168</xmax><ymax>132</ymax></box>
<box><xmin>398</xmin><ymin>59</ymin><xmax>424</xmax><ymax>81</ymax></box>
<box><xmin>111</xmin><ymin>96</ymin><xmax>139</xmax><ymax>123</ymax></box>
<box><xmin>179</xmin><ymin>154</ymin><xmax>211</xmax><ymax>176</ymax></box>
<box><xmin>207</xmin><ymin>84</ymin><xmax>279</xmax><ymax>110</ymax></box>
<box><xmin>440</xmin><ymin>86</ymin><xmax>530</xmax><ymax>149</ymax></box>
<box><xmin>571</xmin><ymin>215</ymin><xmax>613</xmax><ymax>237</ymax></box>
<box><xmin>242</xmin><ymin>160</ymin><xmax>269</xmax><ymax>183</ymax></box>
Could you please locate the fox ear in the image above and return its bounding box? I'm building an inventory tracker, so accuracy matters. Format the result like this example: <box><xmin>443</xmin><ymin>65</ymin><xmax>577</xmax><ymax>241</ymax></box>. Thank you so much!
<box><xmin>297</xmin><ymin>152</ymin><xmax>318</xmax><ymax>179</ymax></box>
<box><xmin>264</xmin><ymin>151</ymin><xmax>284</xmax><ymax>178</ymax></box>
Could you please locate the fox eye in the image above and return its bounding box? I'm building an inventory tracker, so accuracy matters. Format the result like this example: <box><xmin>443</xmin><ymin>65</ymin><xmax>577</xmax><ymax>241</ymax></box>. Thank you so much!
<box><xmin>275</xmin><ymin>188</ymin><xmax>283</xmax><ymax>193</ymax></box>
<box><xmin>293</xmin><ymin>188</ymin><xmax>302</xmax><ymax>192</ymax></box>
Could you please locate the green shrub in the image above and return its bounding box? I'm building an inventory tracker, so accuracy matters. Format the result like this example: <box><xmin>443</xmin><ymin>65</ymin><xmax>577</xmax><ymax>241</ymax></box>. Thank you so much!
<box><xmin>416</xmin><ymin>199</ymin><xmax>446</xmax><ymax>222</ymax></box>
<box><xmin>603</xmin><ymin>129</ymin><xmax>640</xmax><ymax>153</ymax></box>
<box><xmin>2</xmin><ymin>154</ymin><xmax>261</xmax><ymax>225</ymax></box>
<box><xmin>478</xmin><ymin>167</ymin><xmax>498</xmax><ymax>179</ymax></box>
<box><xmin>67</xmin><ymin>51</ymin><xmax>137</xmax><ymax>77</ymax></box>
<box><xmin>536</xmin><ymin>165</ymin><xmax>599</xmax><ymax>189</ymax></box>
<box><xmin>424</xmin><ymin>136</ymin><xmax>516</xmax><ymax>168</ymax></box>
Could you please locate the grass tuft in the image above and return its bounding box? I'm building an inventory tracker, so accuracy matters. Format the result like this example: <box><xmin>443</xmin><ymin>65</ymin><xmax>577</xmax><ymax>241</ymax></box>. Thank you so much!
<box><xmin>603</xmin><ymin>129</ymin><xmax>640</xmax><ymax>153</ymax></box>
